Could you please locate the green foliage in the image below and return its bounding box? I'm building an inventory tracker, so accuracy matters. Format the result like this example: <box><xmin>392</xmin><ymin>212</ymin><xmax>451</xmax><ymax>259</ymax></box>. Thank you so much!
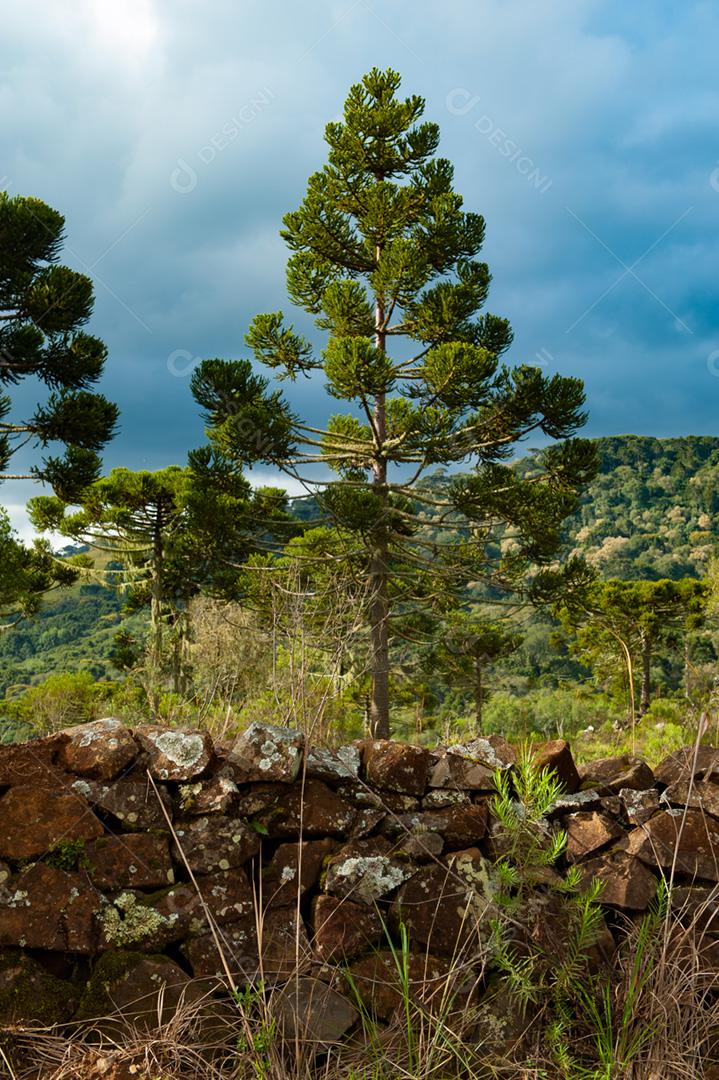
<box><xmin>431</xmin><ymin>613</ymin><xmax>521</xmax><ymax>730</ymax></box>
<box><xmin>29</xmin><ymin>461</ymin><xmax>294</xmax><ymax>709</ymax></box>
<box><xmin>554</xmin><ymin>435</ymin><xmax>719</xmax><ymax>579</ymax></box>
<box><xmin>565</xmin><ymin>882</ymin><xmax>669</xmax><ymax>1079</ymax></box>
<box><xmin>232</xmin><ymin>981</ymin><xmax>277</xmax><ymax>1080</ymax></box>
<box><xmin>194</xmin><ymin>67</ymin><xmax>596</xmax><ymax>736</ymax></box>
<box><xmin>487</xmin><ymin>752</ymin><xmax>608</xmax><ymax>1073</ymax></box>
<box><xmin>554</xmin><ymin>575</ymin><xmax>708</xmax><ymax>719</ymax></box>
<box><xmin>490</xmin><ymin>750</ymin><xmax>568</xmax><ymax>907</ymax></box>
<box><xmin>46</xmin><ymin>837</ymin><xmax>89</xmax><ymax>871</ymax></box>
<box><xmin>0</xmin><ymin>189</ymin><xmax>117</xmax><ymax>499</ymax></box>
<box><xmin>481</xmin><ymin>688</ymin><xmax>625</xmax><ymax>742</ymax></box>
<box><xmin>0</xmin><ymin>507</ymin><xmax>79</xmax><ymax>629</ymax></box>
<box><xmin>0</xmin><ymin>669</ymin><xmax>112</xmax><ymax>735</ymax></box>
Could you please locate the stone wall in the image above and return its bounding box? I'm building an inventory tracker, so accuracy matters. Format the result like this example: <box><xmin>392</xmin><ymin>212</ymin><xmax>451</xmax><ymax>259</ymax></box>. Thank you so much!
<box><xmin>0</xmin><ymin>719</ymin><xmax>717</xmax><ymax>1048</ymax></box>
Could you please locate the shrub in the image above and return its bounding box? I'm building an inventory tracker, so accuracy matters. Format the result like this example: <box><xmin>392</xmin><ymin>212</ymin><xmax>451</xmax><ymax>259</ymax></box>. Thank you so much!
<box><xmin>0</xmin><ymin>671</ymin><xmax>113</xmax><ymax>735</ymax></box>
<box><xmin>481</xmin><ymin>688</ymin><xmax>624</xmax><ymax>742</ymax></box>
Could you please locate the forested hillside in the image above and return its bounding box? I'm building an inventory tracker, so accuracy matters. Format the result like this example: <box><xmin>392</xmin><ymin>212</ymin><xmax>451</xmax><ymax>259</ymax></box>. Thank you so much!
<box><xmin>563</xmin><ymin>435</ymin><xmax>719</xmax><ymax>578</ymax></box>
<box><xmin>2</xmin><ymin>435</ymin><xmax>716</xmax><ymax>699</ymax></box>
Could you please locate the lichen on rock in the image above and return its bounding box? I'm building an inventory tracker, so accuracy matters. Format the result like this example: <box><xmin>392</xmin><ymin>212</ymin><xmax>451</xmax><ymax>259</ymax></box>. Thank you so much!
<box><xmin>99</xmin><ymin>892</ymin><xmax>173</xmax><ymax>947</ymax></box>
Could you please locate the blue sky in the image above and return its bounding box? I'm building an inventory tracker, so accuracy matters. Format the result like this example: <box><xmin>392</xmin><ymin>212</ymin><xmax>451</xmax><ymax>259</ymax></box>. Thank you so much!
<box><xmin>2</xmin><ymin>0</ymin><xmax>718</xmax><ymax>534</ymax></box>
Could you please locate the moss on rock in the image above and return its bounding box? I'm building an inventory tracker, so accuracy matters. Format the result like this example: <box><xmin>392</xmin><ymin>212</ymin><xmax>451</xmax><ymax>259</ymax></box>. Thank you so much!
<box><xmin>0</xmin><ymin>948</ymin><xmax>79</xmax><ymax>1025</ymax></box>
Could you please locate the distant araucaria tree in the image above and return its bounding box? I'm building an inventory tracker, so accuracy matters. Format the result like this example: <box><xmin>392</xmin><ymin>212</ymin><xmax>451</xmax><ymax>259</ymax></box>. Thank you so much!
<box><xmin>190</xmin><ymin>68</ymin><xmax>597</xmax><ymax>737</ymax></box>
<box><xmin>0</xmin><ymin>191</ymin><xmax>117</xmax><ymax>499</ymax></box>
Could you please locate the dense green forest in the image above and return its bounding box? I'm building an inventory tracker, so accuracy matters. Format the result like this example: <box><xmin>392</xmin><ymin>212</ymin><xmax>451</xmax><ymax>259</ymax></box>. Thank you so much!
<box><xmin>562</xmin><ymin>435</ymin><xmax>719</xmax><ymax>579</ymax></box>
<box><xmin>2</xmin><ymin>434</ymin><xmax>717</xmax><ymax>751</ymax></box>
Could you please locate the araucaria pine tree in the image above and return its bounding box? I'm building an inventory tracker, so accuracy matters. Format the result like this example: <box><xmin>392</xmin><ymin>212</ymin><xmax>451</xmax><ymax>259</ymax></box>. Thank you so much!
<box><xmin>191</xmin><ymin>68</ymin><xmax>597</xmax><ymax>737</ymax></box>
<box><xmin>0</xmin><ymin>191</ymin><xmax>117</xmax><ymax>499</ymax></box>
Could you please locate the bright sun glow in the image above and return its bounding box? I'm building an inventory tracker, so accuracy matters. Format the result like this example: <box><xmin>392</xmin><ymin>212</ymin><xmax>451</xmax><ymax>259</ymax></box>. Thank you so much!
<box><xmin>84</xmin><ymin>0</ymin><xmax>159</xmax><ymax>60</ymax></box>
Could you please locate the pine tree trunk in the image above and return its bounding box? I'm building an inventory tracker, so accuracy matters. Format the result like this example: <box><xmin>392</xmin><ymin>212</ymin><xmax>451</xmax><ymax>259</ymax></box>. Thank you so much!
<box><xmin>639</xmin><ymin>632</ymin><xmax>651</xmax><ymax>716</ymax></box>
<box><xmin>369</xmin><ymin>506</ymin><xmax>390</xmax><ymax>739</ymax></box>
<box><xmin>369</xmin><ymin>254</ymin><xmax>390</xmax><ymax>740</ymax></box>
<box><xmin>150</xmin><ymin>509</ymin><xmax>164</xmax><ymax>673</ymax></box>
<box><xmin>171</xmin><ymin>610</ymin><xmax>188</xmax><ymax>697</ymax></box>
<box><xmin>474</xmin><ymin>656</ymin><xmax>483</xmax><ymax>734</ymax></box>
<box><xmin>684</xmin><ymin>637</ymin><xmax>691</xmax><ymax>702</ymax></box>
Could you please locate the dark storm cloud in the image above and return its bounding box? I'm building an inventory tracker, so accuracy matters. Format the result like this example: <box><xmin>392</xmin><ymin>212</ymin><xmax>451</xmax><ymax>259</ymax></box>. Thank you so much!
<box><xmin>1</xmin><ymin>0</ymin><xmax>718</xmax><ymax>535</ymax></box>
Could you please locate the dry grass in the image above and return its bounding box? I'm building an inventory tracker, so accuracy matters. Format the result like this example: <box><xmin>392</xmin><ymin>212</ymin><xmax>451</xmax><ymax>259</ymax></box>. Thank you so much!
<box><xmin>5</xmin><ymin>875</ymin><xmax>719</xmax><ymax>1080</ymax></box>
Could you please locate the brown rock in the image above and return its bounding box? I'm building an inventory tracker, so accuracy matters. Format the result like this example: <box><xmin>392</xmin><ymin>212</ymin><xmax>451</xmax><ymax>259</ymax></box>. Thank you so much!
<box><xmin>77</xmin><ymin>952</ymin><xmax>196</xmax><ymax>1031</ymax></box>
<box><xmin>362</xmin><ymin>740</ymin><xmax>431</xmax><ymax>796</ymax></box>
<box><xmin>450</xmin><ymin>734</ymin><xmax>517</xmax><ymax>769</ymax></box>
<box><xmin>311</xmin><ymin>895</ymin><xmax>384</xmax><ymax>962</ymax></box>
<box><xmin>422</xmin><ymin>789</ymin><xmax>472</xmax><ymax>810</ymax></box>
<box><xmin>136</xmin><ymin>726</ymin><xmax>214</xmax><ymax>781</ymax></box>
<box><xmin>654</xmin><ymin>745</ymin><xmax>719</xmax><ymax>787</ymax></box>
<box><xmin>430</xmin><ymin>735</ymin><xmax>516</xmax><ymax>791</ymax></box>
<box><xmin>347</xmin><ymin>951</ymin><xmax>454</xmax><ymax>1020</ymax></box>
<box><xmin>619</xmin><ymin>787</ymin><xmax>660</xmax><ymax>826</ymax></box>
<box><xmin>234</xmin><ymin>782</ymin><xmax>285</xmax><ymax>817</ymax></box>
<box><xmin>602</xmin><ymin>795</ymin><xmax>623</xmax><ymax>817</ymax></box>
<box><xmin>172</xmin><ymin>814</ymin><xmax>261</xmax><ymax>874</ymax></box>
<box><xmin>275</xmin><ymin>976</ymin><xmax>358</xmax><ymax>1044</ymax></box>
<box><xmin>578</xmin><ymin>755</ymin><xmax>655</xmax><ymax>795</ymax></box>
<box><xmin>305</xmin><ymin>744</ymin><xmax>361</xmax><ymax>784</ymax></box>
<box><xmin>154</xmin><ymin>867</ymin><xmax>253</xmax><ymax>936</ymax></box>
<box><xmin>0</xmin><ymin>863</ymin><xmax>104</xmax><ymax>952</ymax></box>
<box><xmin>226</xmin><ymin>721</ymin><xmax>304</xmax><ymax>783</ymax></box>
<box><xmin>73</xmin><ymin>776</ymin><xmax>172</xmax><ymax>831</ymax></box>
<box><xmin>381</xmin><ymin>810</ymin><xmax>448</xmax><ymax>841</ymax></box>
<box><xmin>581</xmin><ymin>851</ymin><xmax>657</xmax><ymax>911</ymax></box>
<box><xmin>184</xmin><ymin>917</ymin><xmax>258</xmax><ymax>983</ymax></box>
<box><xmin>246</xmin><ymin>779</ymin><xmax>356</xmax><ymax>839</ymax></box>
<box><xmin>336</xmin><ymin>783</ymin><xmax>419</xmax><ymax>814</ymax></box>
<box><xmin>565</xmin><ymin>812</ymin><xmax>623</xmax><ymax>862</ymax></box>
<box><xmin>325</xmin><ymin>839</ymin><xmax>415</xmax><ymax>905</ymax></box>
<box><xmin>262</xmin><ymin>838</ymin><xmax>338</xmax><ymax>908</ymax></box>
<box><xmin>100</xmin><ymin>867</ymin><xmax>255</xmax><ymax>952</ymax></box>
<box><xmin>0</xmin><ymin>785</ymin><xmax>102</xmax><ymax>859</ymax></box>
<box><xmin>176</xmin><ymin>773</ymin><xmax>239</xmax><ymax>816</ymax></box>
<box><xmin>428</xmin><ymin>751</ymin><xmax>495</xmax><ymax>791</ymax></box>
<box><xmin>396</xmin><ymin>831</ymin><xmax>444</xmax><ymax>860</ymax></box>
<box><xmin>626</xmin><ymin>809</ymin><xmax>719</xmax><ymax>881</ymax></box>
<box><xmin>0</xmin><ymin>949</ymin><xmax>79</xmax><ymax>1025</ymax></box>
<box><xmin>670</xmin><ymin>885</ymin><xmax>719</xmax><ymax>935</ymax></box>
<box><xmin>60</xmin><ymin>718</ymin><xmax>137</xmax><ymax>781</ymax></box>
<box><xmin>349</xmin><ymin>805</ymin><xmax>387</xmax><ymax>839</ymax></box>
<box><xmin>0</xmin><ymin>733</ymin><xmax>68</xmax><ymax>788</ymax></box>
<box><xmin>393</xmin><ymin>862</ymin><xmax>493</xmax><ymax>955</ymax></box>
<box><xmin>433</xmin><ymin>803</ymin><xmax>488</xmax><ymax>848</ymax></box>
<box><xmin>261</xmin><ymin>907</ymin><xmax>312</xmax><ymax>982</ymax></box>
<box><xmin>470</xmin><ymin>985</ymin><xmax>539</xmax><ymax>1060</ymax></box>
<box><xmin>384</xmin><ymin>804</ymin><xmax>488</xmax><ymax>852</ymax></box>
<box><xmin>546</xmin><ymin>789</ymin><xmax>604</xmax><ymax>818</ymax></box>
<box><xmin>662</xmin><ymin>779</ymin><xmax>719</xmax><ymax>819</ymax></box>
<box><xmin>86</xmin><ymin>833</ymin><xmax>174</xmax><ymax>890</ymax></box>
<box><xmin>532</xmin><ymin>740</ymin><xmax>580</xmax><ymax>794</ymax></box>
